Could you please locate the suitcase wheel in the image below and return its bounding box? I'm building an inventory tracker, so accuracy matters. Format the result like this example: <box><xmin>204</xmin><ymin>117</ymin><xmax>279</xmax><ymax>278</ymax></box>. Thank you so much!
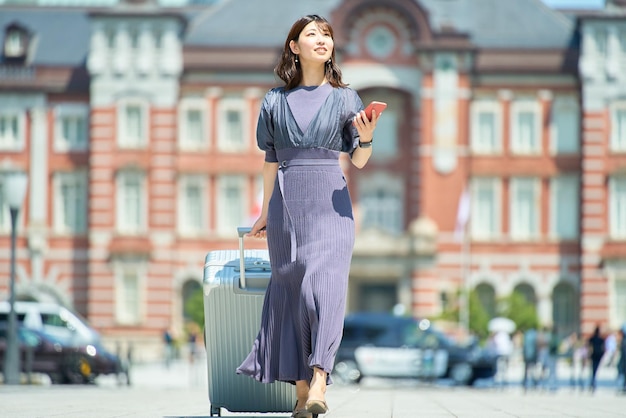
<box><xmin>210</xmin><ymin>405</ymin><xmax>221</xmax><ymax>417</ymax></box>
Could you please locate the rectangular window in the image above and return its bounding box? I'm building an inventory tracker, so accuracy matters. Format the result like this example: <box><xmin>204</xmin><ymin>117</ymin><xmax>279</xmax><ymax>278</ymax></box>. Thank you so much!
<box><xmin>594</xmin><ymin>28</ymin><xmax>608</xmax><ymax>57</ymax></box>
<box><xmin>0</xmin><ymin>178</ymin><xmax>7</xmax><ymax>233</ymax></box>
<box><xmin>178</xmin><ymin>175</ymin><xmax>206</xmax><ymax>235</ymax></box>
<box><xmin>510</xmin><ymin>177</ymin><xmax>540</xmax><ymax>240</ymax></box>
<box><xmin>216</xmin><ymin>175</ymin><xmax>246</xmax><ymax>235</ymax></box>
<box><xmin>470</xmin><ymin>101</ymin><xmax>501</xmax><ymax>154</ymax></box>
<box><xmin>511</xmin><ymin>101</ymin><xmax>541</xmax><ymax>154</ymax></box>
<box><xmin>370</xmin><ymin>109</ymin><xmax>398</xmax><ymax>160</ymax></box>
<box><xmin>611</xmin><ymin>105</ymin><xmax>626</xmax><ymax>152</ymax></box>
<box><xmin>116</xmin><ymin>171</ymin><xmax>145</xmax><ymax>234</ymax></box>
<box><xmin>115</xmin><ymin>265</ymin><xmax>143</xmax><ymax>326</ymax></box>
<box><xmin>5</xmin><ymin>31</ymin><xmax>24</xmax><ymax>57</ymax></box>
<box><xmin>359</xmin><ymin>183</ymin><xmax>403</xmax><ymax>235</ymax></box>
<box><xmin>610</xmin><ymin>176</ymin><xmax>626</xmax><ymax>239</ymax></box>
<box><xmin>550</xmin><ymin>175</ymin><xmax>579</xmax><ymax>240</ymax></box>
<box><xmin>54</xmin><ymin>172</ymin><xmax>88</xmax><ymax>235</ymax></box>
<box><xmin>551</xmin><ymin>99</ymin><xmax>580</xmax><ymax>154</ymax></box>
<box><xmin>178</xmin><ymin>99</ymin><xmax>207</xmax><ymax>150</ymax></box>
<box><xmin>471</xmin><ymin>178</ymin><xmax>500</xmax><ymax>240</ymax></box>
<box><xmin>614</xmin><ymin>278</ymin><xmax>626</xmax><ymax>327</ymax></box>
<box><xmin>0</xmin><ymin>112</ymin><xmax>22</xmax><ymax>150</ymax></box>
<box><xmin>54</xmin><ymin>105</ymin><xmax>89</xmax><ymax>152</ymax></box>
<box><xmin>117</xmin><ymin>100</ymin><xmax>148</xmax><ymax>148</ymax></box>
<box><xmin>360</xmin><ymin>94</ymin><xmax>399</xmax><ymax>161</ymax></box>
<box><xmin>218</xmin><ymin>98</ymin><xmax>246</xmax><ymax>152</ymax></box>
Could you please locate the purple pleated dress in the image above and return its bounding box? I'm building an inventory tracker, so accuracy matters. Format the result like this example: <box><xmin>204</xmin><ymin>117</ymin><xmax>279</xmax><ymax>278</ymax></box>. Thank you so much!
<box><xmin>236</xmin><ymin>84</ymin><xmax>363</xmax><ymax>385</ymax></box>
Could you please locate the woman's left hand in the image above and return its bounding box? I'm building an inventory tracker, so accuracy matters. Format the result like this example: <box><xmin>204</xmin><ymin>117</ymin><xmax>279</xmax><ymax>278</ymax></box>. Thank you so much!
<box><xmin>353</xmin><ymin>108</ymin><xmax>381</xmax><ymax>143</ymax></box>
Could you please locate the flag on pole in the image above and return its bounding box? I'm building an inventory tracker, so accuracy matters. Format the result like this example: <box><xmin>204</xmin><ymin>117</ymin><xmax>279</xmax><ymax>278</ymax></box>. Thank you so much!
<box><xmin>454</xmin><ymin>186</ymin><xmax>471</xmax><ymax>242</ymax></box>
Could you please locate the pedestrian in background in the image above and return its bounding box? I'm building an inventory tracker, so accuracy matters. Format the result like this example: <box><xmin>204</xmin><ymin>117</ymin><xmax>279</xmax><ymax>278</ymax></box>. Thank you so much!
<box><xmin>618</xmin><ymin>326</ymin><xmax>626</xmax><ymax>393</ymax></box>
<box><xmin>587</xmin><ymin>324</ymin><xmax>605</xmax><ymax>393</ymax></box>
<box><xmin>235</xmin><ymin>14</ymin><xmax>379</xmax><ymax>418</ymax></box>
<box><xmin>603</xmin><ymin>329</ymin><xmax>617</xmax><ymax>368</ymax></box>
<box><xmin>522</xmin><ymin>327</ymin><xmax>539</xmax><ymax>392</ymax></box>
<box><xmin>543</xmin><ymin>326</ymin><xmax>560</xmax><ymax>391</ymax></box>
<box><xmin>536</xmin><ymin>326</ymin><xmax>550</xmax><ymax>385</ymax></box>
<box><xmin>488</xmin><ymin>330</ymin><xmax>513</xmax><ymax>388</ymax></box>
<box><xmin>564</xmin><ymin>331</ymin><xmax>588</xmax><ymax>390</ymax></box>
<box><xmin>163</xmin><ymin>328</ymin><xmax>174</xmax><ymax>369</ymax></box>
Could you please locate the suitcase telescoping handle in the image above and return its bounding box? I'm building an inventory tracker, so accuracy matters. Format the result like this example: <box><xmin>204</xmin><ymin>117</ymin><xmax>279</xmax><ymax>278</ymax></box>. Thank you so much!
<box><xmin>237</xmin><ymin>227</ymin><xmax>251</xmax><ymax>289</ymax></box>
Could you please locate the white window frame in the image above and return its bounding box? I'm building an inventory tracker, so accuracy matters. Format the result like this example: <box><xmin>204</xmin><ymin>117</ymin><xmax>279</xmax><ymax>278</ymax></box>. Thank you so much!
<box><xmin>216</xmin><ymin>175</ymin><xmax>248</xmax><ymax>236</ymax></box>
<box><xmin>113</xmin><ymin>260</ymin><xmax>146</xmax><ymax>326</ymax></box>
<box><xmin>0</xmin><ymin>110</ymin><xmax>25</xmax><ymax>151</ymax></box>
<box><xmin>610</xmin><ymin>273</ymin><xmax>626</xmax><ymax>329</ymax></box>
<box><xmin>54</xmin><ymin>104</ymin><xmax>89</xmax><ymax>152</ymax></box>
<box><xmin>470</xmin><ymin>177</ymin><xmax>501</xmax><ymax>241</ymax></box>
<box><xmin>510</xmin><ymin>177</ymin><xmax>541</xmax><ymax>241</ymax></box>
<box><xmin>217</xmin><ymin>97</ymin><xmax>248</xmax><ymax>152</ymax></box>
<box><xmin>117</xmin><ymin>98</ymin><xmax>149</xmax><ymax>149</ymax></box>
<box><xmin>5</xmin><ymin>30</ymin><xmax>25</xmax><ymax>57</ymax></box>
<box><xmin>0</xmin><ymin>175</ymin><xmax>9</xmax><ymax>234</ymax></box>
<box><xmin>550</xmin><ymin>97</ymin><xmax>580</xmax><ymax>155</ymax></box>
<box><xmin>115</xmin><ymin>170</ymin><xmax>147</xmax><ymax>235</ymax></box>
<box><xmin>470</xmin><ymin>100</ymin><xmax>502</xmax><ymax>154</ymax></box>
<box><xmin>549</xmin><ymin>174</ymin><xmax>580</xmax><ymax>240</ymax></box>
<box><xmin>177</xmin><ymin>174</ymin><xmax>208</xmax><ymax>236</ymax></box>
<box><xmin>609</xmin><ymin>176</ymin><xmax>626</xmax><ymax>240</ymax></box>
<box><xmin>510</xmin><ymin>100</ymin><xmax>542</xmax><ymax>155</ymax></box>
<box><xmin>610</xmin><ymin>101</ymin><xmax>626</xmax><ymax>153</ymax></box>
<box><xmin>53</xmin><ymin>171</ymin><xmax>88</xmax><ymax>235</ymax></box>
<box><xmin>178</xmin><ymin>97</ymin><xmax>208</xmax><ymax>151</ymax></box>
<box><xmin>357</xmin><ymin>173</ymin><xmax>404</xmax><ymax>235</ymax></box>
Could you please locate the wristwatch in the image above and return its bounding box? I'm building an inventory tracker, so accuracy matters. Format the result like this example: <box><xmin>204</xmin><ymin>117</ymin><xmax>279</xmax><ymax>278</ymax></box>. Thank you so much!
<box><xmin>358</xmin><ymin>139</ymin><xmax>373</xmax><ymax>148</ymax></box>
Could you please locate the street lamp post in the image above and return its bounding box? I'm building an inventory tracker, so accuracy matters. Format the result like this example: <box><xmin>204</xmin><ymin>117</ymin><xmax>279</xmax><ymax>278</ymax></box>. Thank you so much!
<box><xmin>2</xmin><ymin>171</ymin><xmax>28</xmax><ymax>385</ymax></box>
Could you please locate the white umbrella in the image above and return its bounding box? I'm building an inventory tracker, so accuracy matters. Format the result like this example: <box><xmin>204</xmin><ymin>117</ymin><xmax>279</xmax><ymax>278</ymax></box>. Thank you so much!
<box><xmin>488</xmin><ymin>317</ymin><xmax>516</xmax><ymax>334</ymax></box>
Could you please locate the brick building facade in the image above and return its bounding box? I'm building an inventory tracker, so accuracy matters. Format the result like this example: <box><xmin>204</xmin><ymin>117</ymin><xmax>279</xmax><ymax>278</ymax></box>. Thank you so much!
<box><xmin>1</xmin><ymin>0</ymin><xmax>625</xmax><ymax>359</ymax></box>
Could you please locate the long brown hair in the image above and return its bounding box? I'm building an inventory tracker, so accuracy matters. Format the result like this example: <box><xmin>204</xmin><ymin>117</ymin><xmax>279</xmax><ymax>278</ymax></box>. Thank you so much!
<box><xmin>275</xmin><ymin>14</ymin><xmax>347</xmax><ymax>91</ymax></box>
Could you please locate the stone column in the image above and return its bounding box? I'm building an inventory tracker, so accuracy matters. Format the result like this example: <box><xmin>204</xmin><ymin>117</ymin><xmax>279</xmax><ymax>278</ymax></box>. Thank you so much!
<box><xmin>28</xmin><ymin>107</ymin><xmax>48</xmax><ymax>283</ymax></box>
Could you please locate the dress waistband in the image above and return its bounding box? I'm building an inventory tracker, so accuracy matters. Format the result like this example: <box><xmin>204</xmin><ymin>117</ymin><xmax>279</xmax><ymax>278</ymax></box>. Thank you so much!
<box><xmin>279</xmin><ymin>158</ymin><xmax>338</xmax><ymax>169</ymax></box>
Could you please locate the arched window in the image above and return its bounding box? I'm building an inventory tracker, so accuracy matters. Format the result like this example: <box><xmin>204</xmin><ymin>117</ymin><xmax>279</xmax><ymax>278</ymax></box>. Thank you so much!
<box><xmin>182</xmin><ymin>279</ymin><xmax>201</xmax><ymax>322</ymax></box>
<box><xmin>553</xmin><ymin>282</ymin><xmax>578</xmax><ymax>337</ymax></box>
<box><xmin>513</xmin><ymin>282</ymin><xmax>537</xmax><ymax>306</ymax></box>
<box><xmin>475</xmin><ymin>282</ymin><xmax>496</xmax><ymax>318</ymax></box>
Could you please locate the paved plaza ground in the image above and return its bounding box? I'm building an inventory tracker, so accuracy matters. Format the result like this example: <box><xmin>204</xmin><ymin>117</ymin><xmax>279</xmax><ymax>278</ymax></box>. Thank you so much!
<box><xmin>1</xmin><ymin>355</ymin><xmax>624</xmax><ymax>417</ymax></box>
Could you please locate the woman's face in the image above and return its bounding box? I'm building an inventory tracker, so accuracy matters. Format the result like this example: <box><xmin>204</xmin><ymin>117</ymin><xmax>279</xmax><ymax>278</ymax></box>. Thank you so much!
<box><xmin>290</xmin><ymin>21</ymin><xmax>334</xmax><ymax>65</ymax></box>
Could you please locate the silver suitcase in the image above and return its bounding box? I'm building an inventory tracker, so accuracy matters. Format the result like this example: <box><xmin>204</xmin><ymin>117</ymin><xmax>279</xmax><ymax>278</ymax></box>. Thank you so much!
<box><xmin>203</xmin><ymin>227</ymin><xmax>295</xmax><ymax>417</ymax></box>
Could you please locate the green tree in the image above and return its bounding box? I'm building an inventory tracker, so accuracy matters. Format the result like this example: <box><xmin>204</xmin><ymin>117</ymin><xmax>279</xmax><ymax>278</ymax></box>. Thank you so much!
<box><xmin>435</xmin><ymin>289</ymin><xmax>490</xmax><ymax>339</ymax></box>
<box><xmin>497</xmin><ymin>291</ymin><xmax>539</xmax><ymax>332</ymax></box>
<box><xmin>435</xmin><ymin>289</ymin><xmax>538</xmax><ymax>340</ymax></box>
<box><xmin>184</xmin><ymin>287</ymin><xmax>205</xmax><ymax>329</ymax></box>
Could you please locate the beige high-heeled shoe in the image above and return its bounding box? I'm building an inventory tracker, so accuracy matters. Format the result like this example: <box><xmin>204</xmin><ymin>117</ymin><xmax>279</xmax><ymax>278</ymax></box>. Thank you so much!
<box><xmin>291</xmin><ymin>410</ymin><xmax>312</xmax><ymax>418</ymax></box>
<box><xmin>291</xmin><ymin>401</ymin><xmax>312</xmax><ymax>418</ymax></box>
<box><xmin>305</xmin><ymin>399</ymin><xmax>329</xmax><ymax>415</ymax></box>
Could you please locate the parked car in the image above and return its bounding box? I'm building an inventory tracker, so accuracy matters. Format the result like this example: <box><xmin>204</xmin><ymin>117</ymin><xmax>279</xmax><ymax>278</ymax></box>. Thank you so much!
<box><xmin>0</xmin><ymin>324</ymin><xmax>126</xmax><ymax>384</ymax></box>
<box><xmin>0</xmin><ymin>301</ymin><xmax>100</xmax><ymax>345</ymax></box>
<box><xmin>333</xmin><ymin>312</ymin><xmax>497</xmax><ymax>386</ymax></box>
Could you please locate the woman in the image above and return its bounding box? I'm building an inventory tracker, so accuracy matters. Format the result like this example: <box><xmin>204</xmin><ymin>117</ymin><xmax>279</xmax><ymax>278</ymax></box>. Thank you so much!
<box><xmin>236</xmin><ymin>14</ymin><xmax>379</xmax><ymax>418</ymax></box>
<box><xmin>588</xmin><ymin>325</ymin><xmax>605</xmax><ymax>392</ymax></box>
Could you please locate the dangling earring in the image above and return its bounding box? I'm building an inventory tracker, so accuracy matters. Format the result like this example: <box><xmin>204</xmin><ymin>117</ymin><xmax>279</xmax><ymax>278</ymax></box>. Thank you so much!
<box><xmin>295</xmin><ymin>55</ymin><xmax>299</xmax><ymax>64</ymax></box>
<box><xmin>327</xmin><ymin>58</ymin><xmax>331</xmax><ymax>65</ymax></box>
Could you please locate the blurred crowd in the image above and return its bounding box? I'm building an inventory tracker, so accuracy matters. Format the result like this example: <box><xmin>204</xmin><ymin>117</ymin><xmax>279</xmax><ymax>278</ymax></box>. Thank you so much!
<box><xmin>486</xmin><ymin>323</ymin><xmax>626</xmax><ymax>393</ymax></box>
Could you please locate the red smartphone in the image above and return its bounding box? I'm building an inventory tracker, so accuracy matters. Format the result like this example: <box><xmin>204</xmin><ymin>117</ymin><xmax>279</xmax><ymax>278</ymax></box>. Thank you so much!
<box><xmin>364</xmin><ymin>101</ymin><xmax>387</xmax><ymax>120</ymax></box>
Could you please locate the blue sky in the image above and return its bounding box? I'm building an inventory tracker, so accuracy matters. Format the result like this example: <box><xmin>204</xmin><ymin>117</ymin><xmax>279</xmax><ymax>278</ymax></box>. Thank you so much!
<box><xmin>542</xmin><ymin>0</ymin><xmax>605</xmax><ymax>8</ymax></box>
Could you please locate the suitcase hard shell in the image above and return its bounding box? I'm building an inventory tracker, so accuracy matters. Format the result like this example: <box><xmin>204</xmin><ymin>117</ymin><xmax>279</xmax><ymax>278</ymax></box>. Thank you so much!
<box><xmin>203</xmin><ymin>227</ymin><xmax>295</xmax><ymax>417</ymax></box>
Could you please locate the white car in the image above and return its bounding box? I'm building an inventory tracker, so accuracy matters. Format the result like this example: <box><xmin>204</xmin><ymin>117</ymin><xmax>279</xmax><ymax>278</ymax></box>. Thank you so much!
<box><xmin>0</xmin><ymin>301</ymin><xmax>100</xmax><ymax>345</ymax></box>
<box><xmin>333</xmin><ymin>313</ymin><xmax>497</xmax><ymax>385</ymax></box>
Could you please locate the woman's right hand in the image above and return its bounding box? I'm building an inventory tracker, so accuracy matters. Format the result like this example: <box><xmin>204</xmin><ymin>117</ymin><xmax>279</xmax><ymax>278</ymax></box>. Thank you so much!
<box><xmin>248</xmin><ymin>218</ymin><xmax>268</xmax><ymax>239</ymax></box>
